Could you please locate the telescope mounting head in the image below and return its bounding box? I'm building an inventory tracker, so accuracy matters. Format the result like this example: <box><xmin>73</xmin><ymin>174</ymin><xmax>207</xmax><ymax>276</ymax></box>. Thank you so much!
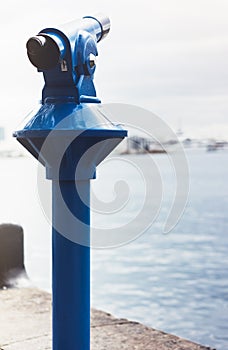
<box><xmin>26</xmin><ymin>14</ymin><xmax>110</xmax><ymax>105</ymax></box>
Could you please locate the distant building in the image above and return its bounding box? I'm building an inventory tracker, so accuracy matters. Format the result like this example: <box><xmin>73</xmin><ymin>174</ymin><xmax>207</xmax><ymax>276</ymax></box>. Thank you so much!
<box><xmin>0</xmin><ymin>127</ymin><xmax>4</xmax><ymax>141</ymax></box>
<box><xmin>124</xmin><ymin>136</ymin><xmax>165</xmax><ymax>154</ymax></box>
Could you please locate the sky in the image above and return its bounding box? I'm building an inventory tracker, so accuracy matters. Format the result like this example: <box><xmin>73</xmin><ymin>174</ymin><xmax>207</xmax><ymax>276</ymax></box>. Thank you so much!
<box><xmin>0</xmin><ymin>0</ymin><xmax>228</xmax><ymax>140</ymax></box>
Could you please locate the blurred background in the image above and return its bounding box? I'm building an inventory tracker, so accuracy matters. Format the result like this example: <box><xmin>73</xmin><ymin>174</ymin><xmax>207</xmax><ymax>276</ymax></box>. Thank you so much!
<box><xmin>0</xmin><ymin>1</ymin><xmax>228</xmax><ymax>350</ymax></box>
<box><xmin>0</xmin><ymin>0</ymin><xmax>228</xmax><ymax>141</ymax></box>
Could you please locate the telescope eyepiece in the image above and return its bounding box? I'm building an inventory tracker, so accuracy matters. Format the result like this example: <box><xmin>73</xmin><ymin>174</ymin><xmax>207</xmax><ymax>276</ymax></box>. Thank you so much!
<box><xmin>26</xmin><ymin>35</ymin><xmax>60</xmax><ymax>71</ymax></box>
<box><xmin>26</xmin><ymin>36</ymin><xmax>47</xmax><ymax>53</ymax></box>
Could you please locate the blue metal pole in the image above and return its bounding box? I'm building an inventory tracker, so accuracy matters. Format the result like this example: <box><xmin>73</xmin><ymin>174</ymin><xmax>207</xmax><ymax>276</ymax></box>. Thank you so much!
<box><xmin>52</xmin><ymin>180</ymin><xmax>90</xmax><ymax>350</ymax></box>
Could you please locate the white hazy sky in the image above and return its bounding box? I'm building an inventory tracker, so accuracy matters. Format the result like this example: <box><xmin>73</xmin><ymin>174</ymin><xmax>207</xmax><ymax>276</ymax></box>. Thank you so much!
<box><xmin>1</xmin><ymin>0</ymin><xmax>228</xmax><ymax>139</ymax></box>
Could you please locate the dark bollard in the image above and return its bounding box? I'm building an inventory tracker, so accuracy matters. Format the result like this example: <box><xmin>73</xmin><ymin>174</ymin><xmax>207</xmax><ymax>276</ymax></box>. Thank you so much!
<box><xmin>0</xmin><ymin>224</ymin><xmax>27</xmax><ymax>288</ymax></box>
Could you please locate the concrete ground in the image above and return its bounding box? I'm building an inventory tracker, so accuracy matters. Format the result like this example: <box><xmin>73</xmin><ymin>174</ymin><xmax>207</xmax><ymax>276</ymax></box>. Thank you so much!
<box><xmin>0</xmin><ymin>288</ymin><xmax>215</xmax><ymax>350</ymax></box>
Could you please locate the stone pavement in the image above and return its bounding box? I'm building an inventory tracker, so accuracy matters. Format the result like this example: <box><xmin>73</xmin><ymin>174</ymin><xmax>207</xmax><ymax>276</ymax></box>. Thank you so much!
<box><xmin>0</xmin><ymin>288</ymin><xmax>215</xmax><ymax>350</ymax></box>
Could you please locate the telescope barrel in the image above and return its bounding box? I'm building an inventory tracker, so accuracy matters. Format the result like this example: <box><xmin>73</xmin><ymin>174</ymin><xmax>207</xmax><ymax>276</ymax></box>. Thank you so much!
<box><xmin>82</xmin><ymin>13</ymin><xmax>110</xmax><ymax>42</ymax></box>
<box><xmin>26</xmin><ymin>14</ymin><xmax>110</xmax><ymax>71</ymax></box>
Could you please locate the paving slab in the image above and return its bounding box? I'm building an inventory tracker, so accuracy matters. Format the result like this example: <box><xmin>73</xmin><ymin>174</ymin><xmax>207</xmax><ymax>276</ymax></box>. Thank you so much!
<box><xmin>0</xmin><ymin>288</ymin><xmax>215</xmax><ymax>350</ymax></box>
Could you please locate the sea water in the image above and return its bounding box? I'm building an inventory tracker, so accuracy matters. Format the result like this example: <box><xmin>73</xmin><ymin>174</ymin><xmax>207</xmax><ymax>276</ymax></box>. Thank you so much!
<box><xmin>0</xmin><ymin>148</ymin><xmax>227</xmax><ymax>350</ymax></box>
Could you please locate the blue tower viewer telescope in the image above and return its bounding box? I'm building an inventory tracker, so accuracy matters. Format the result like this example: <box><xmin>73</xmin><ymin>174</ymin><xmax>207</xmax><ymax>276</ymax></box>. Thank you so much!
<box><xmin>14</xmin><ymin>14</ymin><xmax>127</xmax><ymax>350</ymax></box>
<box><xmin>26</xmin><ymin>13</ymin><xmax>110</xmax><ymax>104</ymax></box>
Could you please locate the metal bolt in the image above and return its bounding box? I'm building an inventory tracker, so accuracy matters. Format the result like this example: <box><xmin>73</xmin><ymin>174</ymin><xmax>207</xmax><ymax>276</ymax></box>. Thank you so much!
<box><xmin>89</xmin><ymin>53</ymin><xmax>96</xmax><ymax>68</ymax></box>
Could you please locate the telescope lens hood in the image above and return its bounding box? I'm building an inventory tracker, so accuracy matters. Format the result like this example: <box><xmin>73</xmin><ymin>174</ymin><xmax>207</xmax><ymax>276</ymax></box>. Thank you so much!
<box><xmin>94</xmin><ymin>13</ymin><xmax>110</xmax><ymax>41</ymax></box>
